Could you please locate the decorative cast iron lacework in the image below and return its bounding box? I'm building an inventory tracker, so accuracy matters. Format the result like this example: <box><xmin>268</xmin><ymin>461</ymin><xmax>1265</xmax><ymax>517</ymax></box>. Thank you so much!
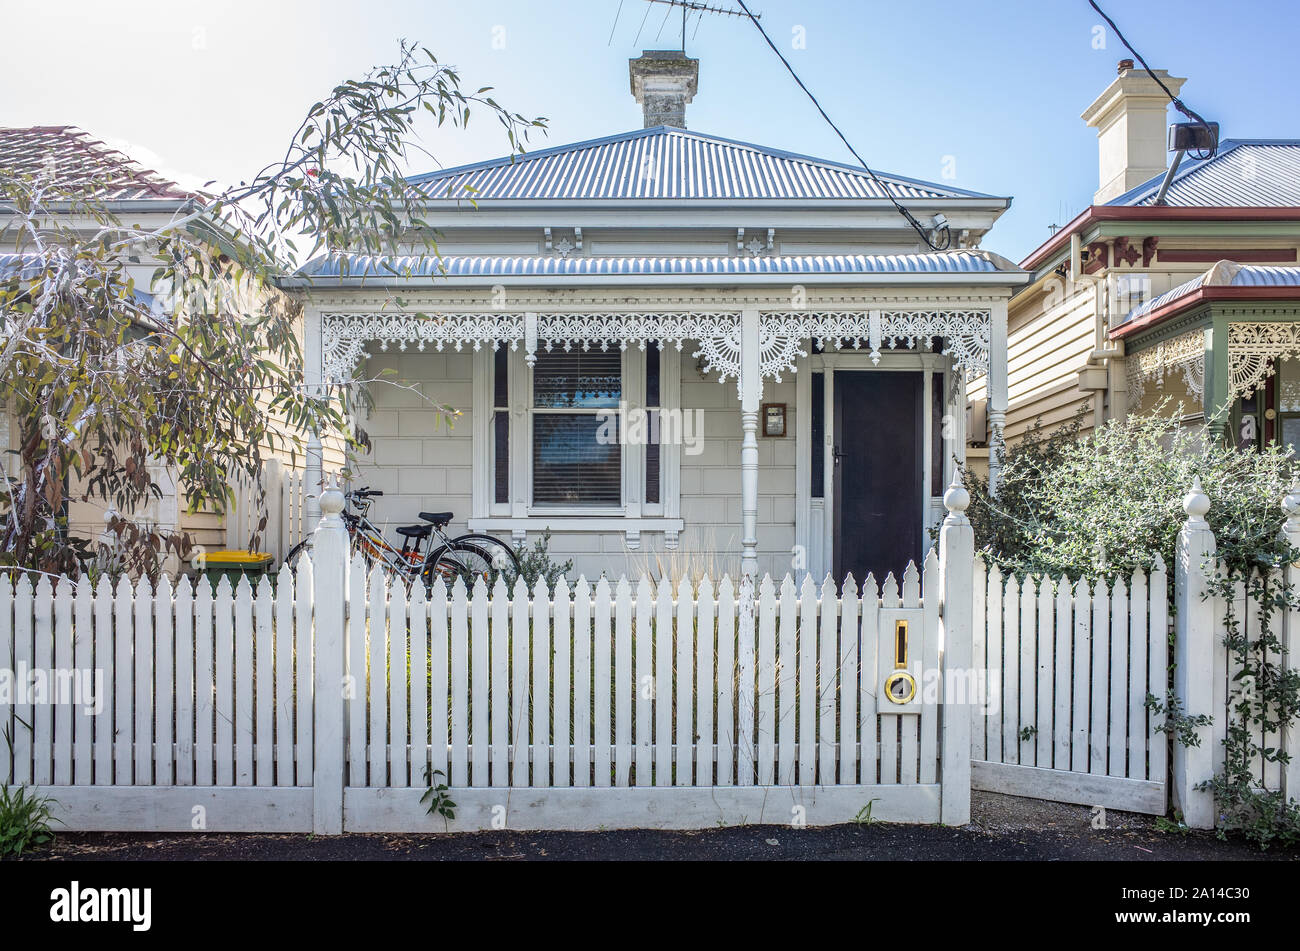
<box><xmin>1126</xmin><ymin>329</ymin><xmax>1206</xmax><ymax>405</ymax></box>
<box><xmin>320</xmin><ymin>312</ymin><xmax>742</xmax><ymax>384</ymax></box>
<box><xmin>759</xmin><ymin>310</ymin><xmax>993</xmax><ymax>381</ymax></box>
<box><xmin>321</xmin><ymin>309</ymin><xmax>995</xmax><ymax>395</ymax></box>
<box><xmin>1228</xmin><ymin>322</ymin><xmax>1300</xmax><ymax>400</ymax></box>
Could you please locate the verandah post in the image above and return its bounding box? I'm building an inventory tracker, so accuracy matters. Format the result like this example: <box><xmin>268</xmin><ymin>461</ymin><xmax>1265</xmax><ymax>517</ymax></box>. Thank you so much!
<box><xmin>938</xmin><ymin>475</ymin><xmax>974</xmax><ymax>825</ymax></box>
<box><xmin>311</xmin><ymin>484</ymin><xmax>349</xmax><ymax>834</ymax></box>
<box><xmin>1173</xmin><ymin>477</ymin><xmax>1216</xmax><ymax>829</ymax></box>
<box><xmin>986</xmin><ymin>299</ymin><xmax>1009</xmax><ymax>497</ymax></box>
<box><xmin>303</xmin><ymin>304</ymin><xmax>325</xmax><ymax>533</ymax></box>
<box><xmin>739</xmin><ymin>306</ymin><xmax>761</xmax><ymax>579</ymax></box>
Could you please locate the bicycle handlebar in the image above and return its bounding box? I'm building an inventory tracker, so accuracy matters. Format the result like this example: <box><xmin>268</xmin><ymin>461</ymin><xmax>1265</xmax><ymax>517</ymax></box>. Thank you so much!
<box><xmin>349</xmin><ymin>487</ymin><xmax>384</xmax><ymax>498</ymax></box>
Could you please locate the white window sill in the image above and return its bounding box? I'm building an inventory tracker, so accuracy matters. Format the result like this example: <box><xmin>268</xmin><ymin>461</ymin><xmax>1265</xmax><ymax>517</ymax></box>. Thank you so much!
<box><xmin>467</xmin><ymin>516</ymin><xmax>685</xmax><ymax>551</ymax></box>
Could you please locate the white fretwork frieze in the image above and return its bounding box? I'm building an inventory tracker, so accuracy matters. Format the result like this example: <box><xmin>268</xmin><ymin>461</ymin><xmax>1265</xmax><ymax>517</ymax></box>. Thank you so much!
<box><xmin>1228</xmin><ymin>322</ymin><xmax>1300</xmax><ymax>400</ymax></box>
<box><xmin>1126</xmin><ymin>329</ymin><xmax>1206</xmax><ymax>405</ymax></box>
<box><xmin>759</xmin><ymin>310</ymin><xmax>993</xmax><ymax>381</ymax></box>
<box><xmin>321</xmin><ymin>308</ymin><xmax>994</xmax><ymax>394</ymax></box>
<box><xmin>321</xmin><ymin>311</ymin><xmax>743</xmax><ymax>383</ymax></box>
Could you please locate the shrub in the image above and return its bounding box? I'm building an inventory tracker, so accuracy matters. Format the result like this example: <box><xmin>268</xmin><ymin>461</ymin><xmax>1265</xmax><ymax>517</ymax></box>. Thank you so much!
<box><xmin>0</xmin><ymin>786</ymin><xmax>57</xmax><ymax>859</ymax></box>
<box><xmin>963</xmin><ymin>405</ymin><xmax>1300</xmax><ymax>849</ymax></box>
<box><xmin>505</xmin><ymin>530</ymin><xmax>573</xmax><ymax>589</ymax></box>
<box><xmin>964</xmin><ymin>405</ymin><xmax>1296</xmax><ymax>582</ymax></box>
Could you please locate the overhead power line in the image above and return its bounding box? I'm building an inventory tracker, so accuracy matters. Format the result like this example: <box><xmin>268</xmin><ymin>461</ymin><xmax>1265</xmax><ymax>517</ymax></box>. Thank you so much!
<box><xmin>731</xmin><ymin>0</ymin><xmax>952</xmax><ymax>251</ymax></box>
<box><xmin>1087</xmin><ymin>0</ymin><xmax>1218</xmax><ymax>159</ymax></box>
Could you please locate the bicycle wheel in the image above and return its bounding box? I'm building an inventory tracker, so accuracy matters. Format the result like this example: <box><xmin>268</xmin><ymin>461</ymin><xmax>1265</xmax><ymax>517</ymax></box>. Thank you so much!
<box><xmin>449</xmin><ymin>532</ymin><xmax>521</xmax><ymax>575</ymax></box>
<box><xmin>283</xmin><ymin>535</ymin><xmax>396</xmax><ymax>581</ymax></box>
<box><xmin>421</xmin><ymin>542</ymin><xmax>500</xmax><ymax>589</ymax></box>
<box><xmin>283</xmin><ymin>538</ymin><xmax>313</xmax><ymax>573</ymax></box>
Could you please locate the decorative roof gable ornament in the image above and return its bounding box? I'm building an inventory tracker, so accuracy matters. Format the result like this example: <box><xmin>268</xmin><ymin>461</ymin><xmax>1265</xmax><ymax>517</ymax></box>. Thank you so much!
<box><xmin>741</xmin><ymin>228</ymin><xmax>775</xmax><ymax>257</ymax></box>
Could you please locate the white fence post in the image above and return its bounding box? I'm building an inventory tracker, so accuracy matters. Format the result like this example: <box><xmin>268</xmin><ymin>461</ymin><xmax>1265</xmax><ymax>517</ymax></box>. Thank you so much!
<box><xmin>1281</xmin><ymin>480</ymin><xmax>1300</xmax><ymax>805</ymax></box>
<box><xmin>1173</xmin><ymin>477</ymin><xmax>1217</xmax><ymax>829</ymax></box>
<box><xmin>312</xmin><ymin>484</ymin><xmax>349</xmax><ymax>834</ymax></box>
<box><xmin>939</xmin><ymin>476</ymin><xmax>974</xmax><ymax>825</ymax></box>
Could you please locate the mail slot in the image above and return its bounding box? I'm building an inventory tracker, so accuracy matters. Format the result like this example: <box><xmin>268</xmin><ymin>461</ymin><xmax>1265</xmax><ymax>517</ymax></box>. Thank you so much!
<box><xmin>884</xmin><ymin>620</ymin><xmax>917</xmax><ymax>705</ymax></box>
<box><xmin>878</xmin><ymin>614</ymin><xmax>923</xmax><ymax>713</ymax></box>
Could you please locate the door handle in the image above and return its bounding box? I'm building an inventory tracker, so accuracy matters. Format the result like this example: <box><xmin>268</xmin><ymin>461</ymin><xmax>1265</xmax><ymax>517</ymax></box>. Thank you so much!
<box><xmin>833</xmin><ymin>446</ymin><xmax>844</xmax><ymax>466</ymax></box>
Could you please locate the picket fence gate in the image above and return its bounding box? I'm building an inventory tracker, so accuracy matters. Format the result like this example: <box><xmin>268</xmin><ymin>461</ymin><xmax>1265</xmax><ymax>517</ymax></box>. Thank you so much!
<box><xmin>969</xmin><ymin>558</ymin><xmax>1169</xmax><ymax>814</ymax></box>
<box><xmin>0</xmin><ymin>486</ymin><xmax>977</xmax><ymax>833</ymax></box>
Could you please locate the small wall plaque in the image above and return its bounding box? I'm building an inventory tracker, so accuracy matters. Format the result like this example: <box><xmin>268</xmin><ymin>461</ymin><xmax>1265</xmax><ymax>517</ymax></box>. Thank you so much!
<box><xmin>762</xmin><ymin>402</ymin><xmax>787</xmax><ymax>437</ymax></box>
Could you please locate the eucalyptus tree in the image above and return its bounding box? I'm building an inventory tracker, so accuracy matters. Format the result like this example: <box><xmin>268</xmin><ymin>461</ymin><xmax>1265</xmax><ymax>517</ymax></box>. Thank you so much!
<box><xmin>0</xmin><ymin>41</ymin><xmax>545</xmax><ymax>578</ymax></box>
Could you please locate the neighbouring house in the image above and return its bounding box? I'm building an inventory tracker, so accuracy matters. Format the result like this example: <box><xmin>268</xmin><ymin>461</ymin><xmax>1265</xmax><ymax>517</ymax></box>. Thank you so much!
<box><xmin>0</xmin><ymin>126</ymin><xmax>342</xmax><ymax>558</ymax></box>
<box><xmin>975</xmin><ymin>60</ymin><xmax>1300</xmax><ymax>459</ymax></box>
<box><xmin>283</xmin><ymin>51</ymin><xmax>1029</xmax><ymax>582</ymax></box>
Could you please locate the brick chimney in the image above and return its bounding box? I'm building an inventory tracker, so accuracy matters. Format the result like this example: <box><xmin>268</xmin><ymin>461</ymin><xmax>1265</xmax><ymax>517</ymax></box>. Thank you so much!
<box><xmin>1081</xmin><ymin>60</ymin><xmax>1186</xmax><ymax>203</ymax></box>
<box><xmin>629</xmin><ymin>50</ymin><xmax>699</xmax><ymax>129</ymax></box>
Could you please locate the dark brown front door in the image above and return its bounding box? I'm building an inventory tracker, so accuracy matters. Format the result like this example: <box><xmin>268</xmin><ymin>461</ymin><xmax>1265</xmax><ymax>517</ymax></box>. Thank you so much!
<box><xmin>833</xmin><ymin>371</ymin><xmax>923</xmax><ymax>584</ymax></box>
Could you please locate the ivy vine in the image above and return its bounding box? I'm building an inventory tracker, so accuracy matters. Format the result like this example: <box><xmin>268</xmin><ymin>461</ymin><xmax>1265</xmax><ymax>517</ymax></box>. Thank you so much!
<box><xmin>1199</xmin><ymin>563</ymin><xmax>1300</xmax><ymax>849</ymax></box>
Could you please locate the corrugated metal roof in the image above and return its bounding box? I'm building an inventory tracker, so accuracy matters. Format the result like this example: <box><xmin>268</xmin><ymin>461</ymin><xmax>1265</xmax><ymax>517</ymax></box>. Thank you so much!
<box><xmin>0</xmin><ymin>252</ymin><xmax>45</xmax><ymax>279</ymax></box>
<box><xmin>1109</xmin><ymin>140</ymin><xmax>1300</xmax><ymax>208</ymax></box>
<box><xmin>298</xmin><ymin>250</ymin><xmax>1016</xmax><ymax>281</ymax></box>
<box><xmin>1120</xmin><ymin>263</ymin><xmax>1300</xmax><ymax>325</ymax></box>
<box><xmin>1226</xmin><ymin>264</ymin><xmax>1300</xmax><ymax>286</ymax></box>
<box><xmin>407</xmin><ymin>126</ymin><xmax>998</xmax><ymax>202</ymax></box>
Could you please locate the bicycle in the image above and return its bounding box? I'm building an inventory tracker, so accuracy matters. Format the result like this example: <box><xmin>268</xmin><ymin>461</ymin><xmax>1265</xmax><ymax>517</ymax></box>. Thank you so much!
<box><xmin>282</xmin><ymin>487</ymin><xmax>520</xmax><ymax>588</ymax></box>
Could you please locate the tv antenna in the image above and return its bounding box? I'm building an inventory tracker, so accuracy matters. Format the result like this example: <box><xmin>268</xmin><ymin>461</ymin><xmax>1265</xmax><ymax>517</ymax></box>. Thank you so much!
<box><xmin>637</xmin><ymin>0</ymin><xmax>759</xmax><ymax>53</ymax></box>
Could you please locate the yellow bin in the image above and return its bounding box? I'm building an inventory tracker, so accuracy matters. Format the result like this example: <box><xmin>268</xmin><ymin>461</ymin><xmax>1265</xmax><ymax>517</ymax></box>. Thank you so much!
<box><xmin>203</xmin><ymin>550</ymin><xmax>274</xmax><ymax>587</ymax></box>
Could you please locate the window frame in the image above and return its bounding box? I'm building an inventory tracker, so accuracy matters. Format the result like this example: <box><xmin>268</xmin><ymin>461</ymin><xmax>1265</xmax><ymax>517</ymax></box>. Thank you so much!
<box><xmin>526</xmin><ymin>347</ymin><xmax>628</xmax><ymax>515</ymax></box>
<box><xmin>474</xmin><ymin>344</ymin><xmax>681</xmax><ymax>527</ymax></box>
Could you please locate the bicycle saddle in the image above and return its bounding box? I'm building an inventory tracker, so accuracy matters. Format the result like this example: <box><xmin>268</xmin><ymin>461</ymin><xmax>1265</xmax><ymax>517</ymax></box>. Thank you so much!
<box><xmin>418</xmin><ymin>511</ymin><xmax>454</xmax><ymax>528</ymax></box>
<box><xmin>396</xmin><ymin>524</ymin><xmax>432</xmax><ymax>539</ymax></box>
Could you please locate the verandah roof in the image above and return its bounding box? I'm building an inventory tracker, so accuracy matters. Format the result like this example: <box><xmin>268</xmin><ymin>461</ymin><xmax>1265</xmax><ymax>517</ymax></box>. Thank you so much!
<box><xmin>293</xmin><ymin>249</ymin><xmax>1024</xmax><ymax>284</ymax></box>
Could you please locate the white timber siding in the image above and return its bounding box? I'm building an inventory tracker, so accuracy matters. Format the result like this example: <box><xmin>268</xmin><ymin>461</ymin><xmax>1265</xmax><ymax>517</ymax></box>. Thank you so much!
<box><xmin>971</xmin><ymin>284</ymin><xmax>1097</xmax><ymax>446</ymax></box>
<box><xmin>675</xmin><ymin>351</ymin><xmax>797</xmax><ymax>580</ymax></box>
<box><xmin>350</xmin><ymin>348</ymin><xmax>476</xmax><ymax>540</ymax></box>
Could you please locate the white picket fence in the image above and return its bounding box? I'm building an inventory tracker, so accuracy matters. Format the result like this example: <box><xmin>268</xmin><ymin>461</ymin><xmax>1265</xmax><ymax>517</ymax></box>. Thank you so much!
<box><xmin>17</xmin><ymin>480</ymin><xmax>1294</xmax><ymax>834</ymax></box>
<box><xmin>225</xmin><ymin>458</ymin><xmax>315</xmax><ymax>563</ymax></box>
<box><xmin>0</xmin><ymin>566</ymin><xmax>316</xmax><ymax>831</ymax></box>
<box><xmin>970</xmin><ymin>558</ymin><xmax>1169</xmax><ymax>814</ymax></box>
<box><xmin>0</xmin><ymin>486</ymin><xmax>976</xmax><ymax>832</ymax></box>
<box><xmin>342</xmin><ymin>559</ymin><xmax>946</xmax><ymax>831</ymax></box>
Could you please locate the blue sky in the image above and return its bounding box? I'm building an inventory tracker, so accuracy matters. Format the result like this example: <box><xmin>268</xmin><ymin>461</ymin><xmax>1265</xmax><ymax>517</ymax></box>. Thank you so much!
<box><xmin>4</xmin><ymin>0</ymin><xmax>1297</xmax><ymax>260</ymax></box>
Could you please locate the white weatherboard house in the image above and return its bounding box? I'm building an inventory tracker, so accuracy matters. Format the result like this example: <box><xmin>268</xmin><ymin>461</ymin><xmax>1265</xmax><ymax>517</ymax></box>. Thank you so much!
<box><xmin>285</xmin><ymin>52</ymin><xmax>1029</xmax><ymax>582</ymax></box>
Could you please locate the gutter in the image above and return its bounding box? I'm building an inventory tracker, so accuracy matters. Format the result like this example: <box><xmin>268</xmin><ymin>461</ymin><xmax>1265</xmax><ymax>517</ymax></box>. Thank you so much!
<box><xmin>411</xmin><ymin>197</ymin><xmax>1014</xmax><ymax>211</ymax></box>
<box><xmin>276</xmin><ymin>270</ymin><xmax>1032</xmax><ymax>290</ymax></box>
<box><xmin>1109</xmin><ymin>286</ymin><xmax>1300</xmax><ymax>339</ymax></box>
<box><xmin>1020</xmin><ymin>206</ymin><xmax>1300</xmax><ymax>272</ymax></box>
<box><xmin>0</xmin><ymin>198</ymin><xmax>198</xmax><ymax>216</ymax></box>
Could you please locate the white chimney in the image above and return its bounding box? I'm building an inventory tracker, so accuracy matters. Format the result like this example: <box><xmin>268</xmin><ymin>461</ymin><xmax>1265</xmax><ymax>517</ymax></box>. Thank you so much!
<box><xmin>1081</xmin><ymin>60</ymin><xmax>1186</xmax><ymax>204</ymax></box>
<box><xmin>629</xmin><ymin>50</ymin><xmax>699</xmax><ymax>129</ymax></box>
